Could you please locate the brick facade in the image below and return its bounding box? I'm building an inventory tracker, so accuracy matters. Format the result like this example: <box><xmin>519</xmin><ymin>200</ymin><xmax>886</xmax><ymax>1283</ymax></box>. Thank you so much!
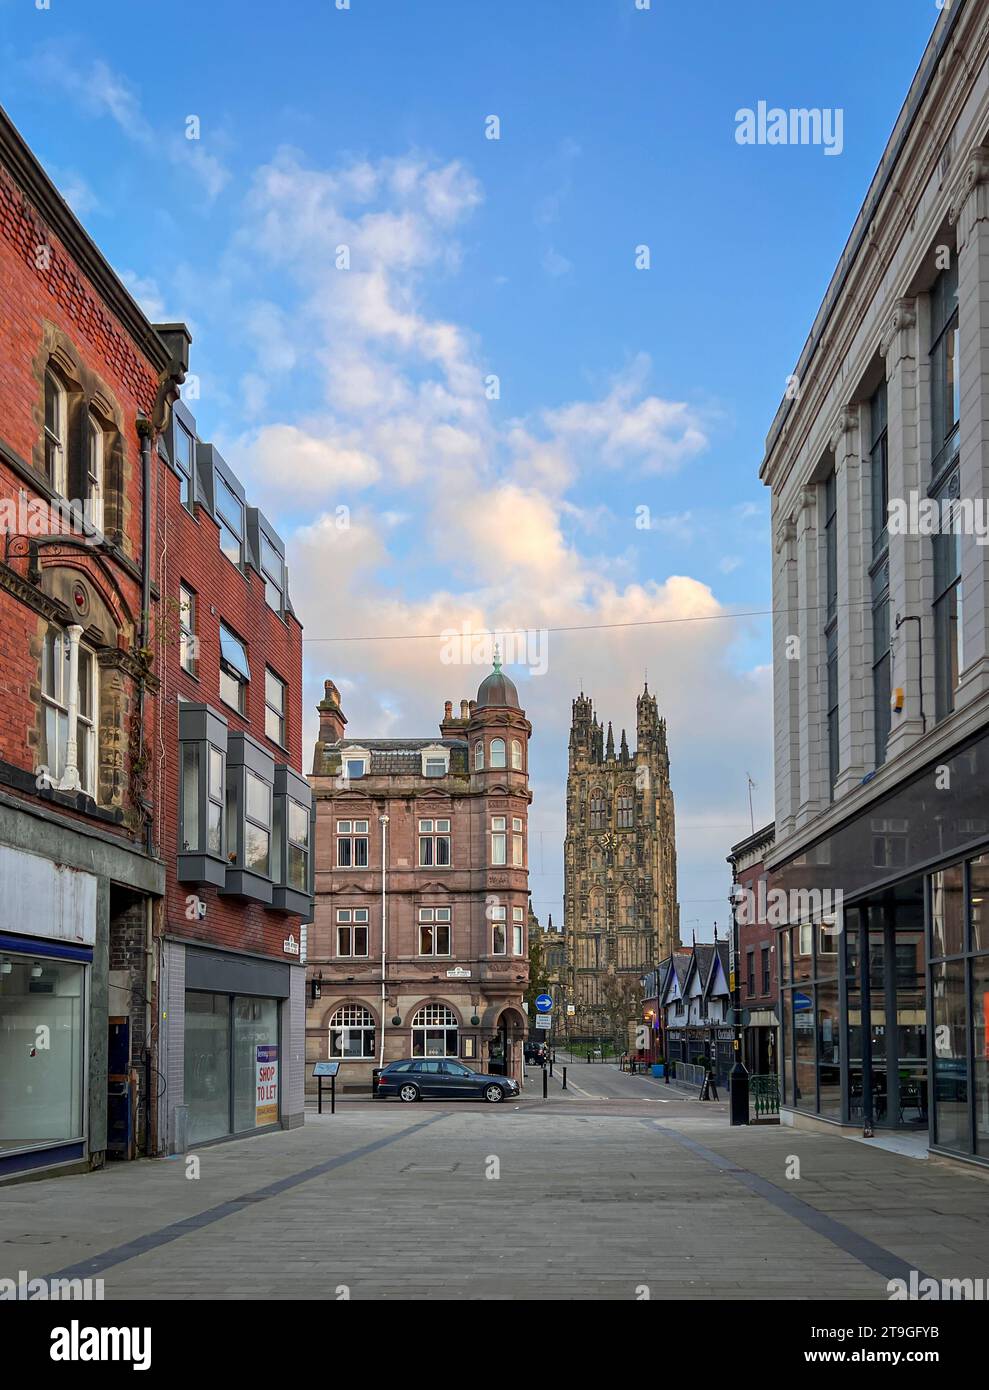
<box><xmin>307</xmin><ymin>670</ymin><xmax>532</xmax><ymax>1090</ymax></box>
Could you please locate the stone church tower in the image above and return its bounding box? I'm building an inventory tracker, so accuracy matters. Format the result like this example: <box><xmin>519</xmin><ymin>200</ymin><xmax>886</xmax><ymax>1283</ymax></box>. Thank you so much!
<box><xmin>563</xmin><ymin>683</ymin><xmax>680</xmax><ymax>1034</ymax></box>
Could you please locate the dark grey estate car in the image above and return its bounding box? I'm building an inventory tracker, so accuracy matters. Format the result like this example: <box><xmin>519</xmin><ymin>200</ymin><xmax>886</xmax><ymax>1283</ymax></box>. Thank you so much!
<box><xmin>374</xmin><ymin>1058</ymin><xmax>520</xmax><ymax>1103</ymax></box>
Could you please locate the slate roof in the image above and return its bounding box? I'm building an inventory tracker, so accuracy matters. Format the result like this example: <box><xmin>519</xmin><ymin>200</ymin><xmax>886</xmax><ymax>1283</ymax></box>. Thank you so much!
<box><xmin>333</xmin><ymin>738</ymin><xmax>468</xmax><ymax>777</ymax></box>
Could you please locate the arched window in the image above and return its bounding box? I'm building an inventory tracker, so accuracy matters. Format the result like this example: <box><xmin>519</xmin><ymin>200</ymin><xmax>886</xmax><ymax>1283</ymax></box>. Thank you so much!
<box><xmin>87</xmin><ymin>413</ymin><xmax>105</xmax><ymax>530</ymax></box>
<box><xmin>589</xmin><ymin>789</ymin><xmax>606</xmax><ymax>829</ymax></box>
<box><xmin>617</xmin><ymin>789</ymin><xmax>634</xmax><ymax>828</ymax></box>
<box><xmin>490</xmin><ymin>737</ymin><xmax>506</xmax><ymax>768</ymax></box>
<box><xmin>511</xmin><ymin>739</ymin><xmax>522</xmax><ymax>769</ymax></box>
<box><xmin>44</xmin><ymin>368</ymin><xmax>68</xmax><ymax>494</ymax></box>
<box><xmin>329</xmin><ymin>1004</ymin><xmax>375</xmax><ymax>1059</ymax></box>
<box><xmin>474</xmin><ymin>740</ymin><xmax>484</xmax><ymax>770</ymax></box>
<box><xmin>411</xmin><ymin>1003</ymin><xmax>459</xmax><ymax>1057</ymax></box>
<box><xmin>41</xmin><ymin>623</ymin><xmax>97</xmax><ymax>798</ymax></box>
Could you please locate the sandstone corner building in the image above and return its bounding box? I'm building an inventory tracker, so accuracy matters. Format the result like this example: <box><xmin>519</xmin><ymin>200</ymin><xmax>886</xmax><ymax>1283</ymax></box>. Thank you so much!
<box><xmin>307</xmin><ymin>660</ymin><xmax>531</xmax><ymax>1089</ymax></box>
<box><xmin>761</xmin><ymin>1</ymin><xmax>989</xmax><ymax>1168</ymax></box>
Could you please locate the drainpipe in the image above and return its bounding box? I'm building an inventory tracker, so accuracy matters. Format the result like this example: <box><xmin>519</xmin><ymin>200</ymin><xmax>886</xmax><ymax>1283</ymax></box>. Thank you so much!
<box><xmin>379</xmin><ymin>814</ymin><xmax>389</xmax><ymax>1066</ymax></box>
<box><xmin>894</xmin><ymin>612</ymin><xmax>926</xmax><ymax>733</ymax></box>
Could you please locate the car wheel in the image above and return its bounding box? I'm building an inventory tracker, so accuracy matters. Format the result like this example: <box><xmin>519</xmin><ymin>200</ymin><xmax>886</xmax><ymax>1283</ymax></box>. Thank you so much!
<box><xmin>484</xmin><ymin>1084</ymin><xmax>505</xmax><ymax>1104</ymax></box>
<box><xmin>399</xmin><ymin>1083</ymin><xmax>420</xmax><ymax>1103</ymax></box>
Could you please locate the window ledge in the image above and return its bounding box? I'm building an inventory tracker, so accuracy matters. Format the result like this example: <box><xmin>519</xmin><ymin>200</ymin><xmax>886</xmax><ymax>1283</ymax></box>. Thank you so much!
<box><xmin>220</xmin><ymin>867</ymin><xmax>273</xmax><ymax>903</ymax></box>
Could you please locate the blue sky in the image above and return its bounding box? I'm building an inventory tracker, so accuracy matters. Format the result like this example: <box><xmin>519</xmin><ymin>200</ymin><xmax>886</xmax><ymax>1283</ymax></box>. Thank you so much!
<box><xmin>0</xmin><ymin>0</ymin><xmax>939</xmax><ymax>934</ymax></box>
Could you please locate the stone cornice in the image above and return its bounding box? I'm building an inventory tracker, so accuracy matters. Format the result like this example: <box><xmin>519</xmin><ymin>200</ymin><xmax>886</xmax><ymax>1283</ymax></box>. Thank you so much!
<box><xmin>0</xmin><ymin>559</ymin><xmax>66</xmax><ymax>624</ymax></box>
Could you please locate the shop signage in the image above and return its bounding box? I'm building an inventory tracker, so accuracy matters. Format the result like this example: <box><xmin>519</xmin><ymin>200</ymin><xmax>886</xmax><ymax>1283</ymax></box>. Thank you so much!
<box><xmin>715</xmin><ymin>1028</ymin><xmax>734</xmax><ymax>1041</ymax></box>
<box><xmin>283</xmin><ymin>934</ymin><xmax>300</xmax><ymax>956</ymax></box>
<box><xmin>446</xmin><ymin>966</ymin><xmax>471</xmax><ymax>978</ymax></box>
<box><xmin>256</xmin><ymin>1044</ymin><xmax>279</xmax><ymax>1126</ymax></box>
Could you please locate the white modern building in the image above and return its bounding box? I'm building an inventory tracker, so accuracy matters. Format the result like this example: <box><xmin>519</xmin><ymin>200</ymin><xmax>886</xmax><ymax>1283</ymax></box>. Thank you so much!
<box><xmin>761</xmin><ymin>0</ymin><xmax>989</xmax><ymax>1166</ymax></box>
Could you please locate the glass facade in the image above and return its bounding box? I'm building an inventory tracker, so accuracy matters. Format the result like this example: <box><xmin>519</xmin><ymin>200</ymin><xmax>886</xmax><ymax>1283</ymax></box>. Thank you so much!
<box><xmin>0</xmin><ymin>953</ymin><xmax>85</xmax><ymax>1153</ymax></box>
<box><xmin>184</xmin><ymin>990</ymin><xmax>279</xmax><ymax>1144</ymax></box>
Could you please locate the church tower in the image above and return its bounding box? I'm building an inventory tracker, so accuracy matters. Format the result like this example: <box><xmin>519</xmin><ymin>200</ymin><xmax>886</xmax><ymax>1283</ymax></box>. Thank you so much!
<box><xmin>563</xmin><ymin>682</ymin><xmax>680</xmax><ymax>1036</ymax></box>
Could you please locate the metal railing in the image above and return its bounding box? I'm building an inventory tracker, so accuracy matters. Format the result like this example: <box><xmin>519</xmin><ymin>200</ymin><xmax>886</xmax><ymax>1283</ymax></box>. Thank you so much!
<box><xmin>671</xmin><ymin>1061</ymin><xmax>705</xmax><ymax>1088</ymax></box>
<box><xmin>750</xmin><ymin>1073</ymin><xmax>781</xmax><ymax>1117</ymax></box>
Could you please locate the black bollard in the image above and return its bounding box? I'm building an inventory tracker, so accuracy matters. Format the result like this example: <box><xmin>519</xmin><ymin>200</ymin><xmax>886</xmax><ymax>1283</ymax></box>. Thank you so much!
<box><xmin>542</xmin><ymin>1067</ymin><xmax>548</xmax><ymax>1099</ymax></box>
<box><xmin>562</xmin><ymin>1066</ymin><xmax>568</xmax><ymax>1090</ymax></box>
<box><xmin>729</xmin><ymin>1058</ymin><xmax>749</xmax><ymax>1126</ymax></box>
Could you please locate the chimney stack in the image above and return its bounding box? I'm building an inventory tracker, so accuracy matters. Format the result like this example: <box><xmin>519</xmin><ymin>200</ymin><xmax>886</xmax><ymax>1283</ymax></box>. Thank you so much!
<box><xmin>460</xmin><ymin>699</ymin><xmax>469</xmax><ymax>719</ymax></box>
<box><xmin>318</xmin><ymin>678</ymin><xmax>347</xmax><ymax>744</ymax></box>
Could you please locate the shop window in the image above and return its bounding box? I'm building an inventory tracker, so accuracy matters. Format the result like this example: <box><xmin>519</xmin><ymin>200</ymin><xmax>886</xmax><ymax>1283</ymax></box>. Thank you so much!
<box><xmin>329</xmin><ymin>1004</ymin><xmax>375</xmax><ymax>1059</ymax></box>
<box><xmin>40</xmin><ymin>624</ymin><xmax>98</xmax><ymax>798</ymax></box>
<box><xmin>0</xmin><ymin>953</ymin><xmax>84</xmax><ymax>1152</ymax></box>
<box><xmin>418</xmin><ymin>907</ymin><xmax>451</xmax><ymax>956</ymax></box>
<box><xmin>336</xmin><ymin>909</ymin><xmax>369</xmax><ymax>957</ymax></box>
<box><xmin>411</xmin><ymin>1003</ymin><xmax>458</xmax><ymax>1057</ymax></box>
<box><xmin>418</xmin><ymin>819</ymin><xmax>450</xmax><ymax>867</ymax></box>
<box><xmin>178</xmin><ymin>704</ymin><xmax>229</xmax><ymax>886</ymax></box>
<box><xmin>184</xmin><ymin>992</ymin><xmax>279</xmax><ymax>1144</ymax></box>
<box><xmin>223</xmin><ymin>730</ymin><xmax>275</xmax><ymax>902</ymax></box>
<box><xmin>337</xmin><ymin>819</ymin><xmax>369</xmax><ymax>867</ymax></box>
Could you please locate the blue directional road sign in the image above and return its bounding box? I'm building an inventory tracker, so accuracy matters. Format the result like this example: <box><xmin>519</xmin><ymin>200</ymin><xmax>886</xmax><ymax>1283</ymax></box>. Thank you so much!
<box><xmin>535</xmin><ymin>994</ymin><xmax>553</xmax><ymax>1013</ymax></box>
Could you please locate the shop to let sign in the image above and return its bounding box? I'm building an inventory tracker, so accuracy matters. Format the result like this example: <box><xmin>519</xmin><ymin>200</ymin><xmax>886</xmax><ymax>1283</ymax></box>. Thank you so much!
<box><xmin>256</xmin><ymin>1044</ymin><xmax>279</xmax><ymax>1126</ymax></box>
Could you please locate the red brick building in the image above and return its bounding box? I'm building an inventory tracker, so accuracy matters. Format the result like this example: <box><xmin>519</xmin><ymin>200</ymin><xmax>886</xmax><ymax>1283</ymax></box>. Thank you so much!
<box><xmin>0</xmin><ymin>105</ymin><xmax>311</xmax><ymax>1178</ymax></box>
<box><xmin>0</xmin><ymin>104</ymin><xmax>184</xmax><ymax>1178</ymax></box>
<box><xmin>307</xmin><ymin>660</ymin><xmax>532</xmax><ymax>1091</ymax></box>
<box><xmin>154</xmin><ymin>392</ymin><xmax>311</xmax><ymax>1150</ymax></box>
<box><xmin>727</xmin><ymin>822</ymin><xmax>778</xmax><ymax>1076</ymax></box>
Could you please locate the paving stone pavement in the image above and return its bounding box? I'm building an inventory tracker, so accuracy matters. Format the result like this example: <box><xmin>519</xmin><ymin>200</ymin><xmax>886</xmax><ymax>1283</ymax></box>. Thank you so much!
<box><xmin>2</xmin><ymin>1082</ymin><xmax>988</xmax><ymax>1300</ymax></box>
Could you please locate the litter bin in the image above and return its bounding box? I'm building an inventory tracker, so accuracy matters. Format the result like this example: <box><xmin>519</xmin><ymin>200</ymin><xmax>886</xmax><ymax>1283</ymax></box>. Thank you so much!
<box><xmin>651</xmin><ymin>1063</ymin><xmax>664</xmax><ymax>1078</ymax></box>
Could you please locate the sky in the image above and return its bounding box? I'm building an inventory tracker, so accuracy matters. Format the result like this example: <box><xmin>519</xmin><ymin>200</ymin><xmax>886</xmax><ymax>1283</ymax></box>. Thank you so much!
<box><xmin>0</xmin><ymin>0</ymin><xmax>942</xmax><ymax>938</ymax></box>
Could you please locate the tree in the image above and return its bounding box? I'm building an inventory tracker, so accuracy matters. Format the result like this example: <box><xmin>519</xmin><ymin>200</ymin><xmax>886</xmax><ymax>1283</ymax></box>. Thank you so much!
<box><xmin>600</xmin><ymin>970</ymin><xmax>642</xmax><ymax>1048</ymax></box>
<box><xmin>524</xmin><ymin>929</ymin><xmax>551</xmax><ymax>1031</ymax></box>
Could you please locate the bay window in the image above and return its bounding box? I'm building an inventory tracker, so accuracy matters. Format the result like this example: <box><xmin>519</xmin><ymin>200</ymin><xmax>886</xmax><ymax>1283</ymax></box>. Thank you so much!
<box><xmin>260</xmin><ymin>533</ymin><xmax>285</xmax><ymax>615</ymax></box>
<box><xmin>512</xmin><ymin>816</ymin><xmax>524</xmax><ymax>866</ymax></box>
<box><xmin>177</xmin><ymin>703</ymin><xmax>229</xmax><ymax>886</ymax></box>
<box><xmin>223</xmin><ymin>730</ymin><xmax>275</xmax><ymax>902</ymax></box>
<box><xmin>512</xmin><ymin>906</ymin><xmax>525</xmax><ymax>955</ymax></box>
<box><xmin>491</xmin><ymin>906</ymin><xmax>507</xmax><ymax>954</ymax></box>
<box><xmin>265</xmin><ymin>667</ymin><xmax>286</xmax><ymax>746</ymax></box>
<box><xmin>272</xmin><ymin>765</ymin><xmax>313</xmax><ymax>912</ymax></box>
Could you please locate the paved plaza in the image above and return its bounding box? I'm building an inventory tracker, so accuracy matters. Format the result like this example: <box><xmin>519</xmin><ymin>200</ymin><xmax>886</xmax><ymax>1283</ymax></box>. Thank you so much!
<box><xmin>2</xmin><ymin>1063</ymin><xmax>988</xmax><ymax>1300</ymax></box>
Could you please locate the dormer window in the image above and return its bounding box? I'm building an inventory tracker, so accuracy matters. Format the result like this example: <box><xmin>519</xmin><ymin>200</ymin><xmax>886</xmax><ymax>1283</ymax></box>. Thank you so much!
<box><xmin>215</xmin><ymin>472</ymin><xmax>244</xmax><ymax>567</ymax></box>
<box><xmin>343</xmin><ymin>750</ymin><xmax>368</xmax><ymax>780</ymax></box>
<box><xmin>173</xmin><ymin>421</ymin><xmax>195</xmax><ymax>510</ymax></box>
<box><xmin>421</xmin><ymin>745</ymin><xmax>449</xmax><ymax>778</ymax></box>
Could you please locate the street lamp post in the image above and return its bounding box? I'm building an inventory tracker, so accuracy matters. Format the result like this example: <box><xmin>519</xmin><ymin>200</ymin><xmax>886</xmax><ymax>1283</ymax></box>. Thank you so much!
<box><xmin>729</xmin><ymin>875</ymin><xmax>749</xmax><ymax>1125</ymax></box>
